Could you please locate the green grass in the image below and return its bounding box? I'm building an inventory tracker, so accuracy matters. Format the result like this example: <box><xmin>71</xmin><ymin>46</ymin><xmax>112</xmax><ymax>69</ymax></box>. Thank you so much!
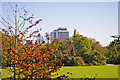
<box><xmin>1</xmin><ymin>67</ymin><xmax>13</xmax><ymax>78</ymax></box>
<box><xmin>55</xmin><ymin>65</ymin><xmax>118</xmax><ymax>78</ymax></box>
<box><xmin>1</xmin><ymin>65</ymin><xmax>119</xmax><ymax>79</ymax></box>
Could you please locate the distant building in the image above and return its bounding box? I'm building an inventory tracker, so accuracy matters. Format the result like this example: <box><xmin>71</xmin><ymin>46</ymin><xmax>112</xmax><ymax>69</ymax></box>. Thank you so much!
<box><xmin>51</xmin><ymin>27</ymin><xmax>69</xmax><ymax>42</ymax></box>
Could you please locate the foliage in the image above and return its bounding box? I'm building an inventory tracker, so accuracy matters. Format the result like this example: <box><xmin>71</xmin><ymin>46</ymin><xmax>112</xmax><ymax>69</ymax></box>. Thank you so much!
<box><xmin>1</xmin><ymin>6</ymin><xmax>65</xmax><ymax>79</ymax></box>
<box><xmin>104</xmin><ymin>39</ymin><xmax>120</xmax><ymax>64</ymax></box>
<box><xmin>74</xmin><ymin>57</ymin><xmax>85</xmax><ymax>66</ymax></box>
<box><xmin>51</xmin><ymin>29</ymin><xmax>108</xmax><ymax>66</ymax></box>
<box><xmin>2</xmin><ymin>26</ymin><xmax>65</xmax><ymax>79</ymax></box>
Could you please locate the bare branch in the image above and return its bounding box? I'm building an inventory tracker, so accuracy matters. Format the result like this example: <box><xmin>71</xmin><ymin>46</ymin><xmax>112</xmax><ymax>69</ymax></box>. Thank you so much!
<box><xmin>0</xmin><ymin>25</ymin><xmax>14</xmax><ymax>36</ymax></box>
<box><xmin>18</xmin><ymin>11</ymin><xmax>30</xmax><ymax>33</ymax></box>
<box><xmin>8</xmin><ymin>2</ymin><xmax>15</xmax><ymax>16</ymax></box>
<box><xmin>0</xmin><ymin>21</ymin><xmax>8</xmax><ymax>30</ymax></box>
<box><xmin>6</xmin><ymin>9</ymin><xmax>15</xmax><ymax>25</ymax></box>
<box><xmin>0</xmin><ymin>16</ymin><xmax>14</xmax><ymax>36</ymax></box>
<box><xmin>8</xmin><ymin>16</ymin><xmax>15</xmax><ymax>24</ymax></box>
<box><xmin>0</xmin><ymin>15</ymin><xmax>15</xmax><ymax>30</ymax></box>
<box><xmin>18</xmin><ymin>5</ymin><xmax>25</xmax><ymax>13</ymax></box>
<box><xmin>17</xmin><ymin>5</ymin><xmax>25</xmax><ymax>25</ymax></box>
<box><xmin>8</xmin><ymin>2</ymin><xmax>15</xmax><ymax>11</ymax></box>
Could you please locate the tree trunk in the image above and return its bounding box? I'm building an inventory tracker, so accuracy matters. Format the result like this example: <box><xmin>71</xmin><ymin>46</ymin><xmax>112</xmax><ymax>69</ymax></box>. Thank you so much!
<box><xmin>14</xmin><ymin>4</ymin><xmax>18</xmax><ymax>80</ymax></box>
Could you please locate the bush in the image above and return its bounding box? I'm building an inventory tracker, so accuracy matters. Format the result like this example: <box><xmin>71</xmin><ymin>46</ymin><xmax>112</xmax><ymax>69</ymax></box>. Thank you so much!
<box><xmin>93</xmin><ymin>60</ymin><xmax>98</xmax><ymax>65</ymax></box>
<box><xmin>74</xmin><ymin>57</ymin><xmax>85</xmax><ymax>66</ymax></box>
<box><xmin>89</xmin><ymin>63</ymin><xmax>93</xmax><ymax>66</ymax></box>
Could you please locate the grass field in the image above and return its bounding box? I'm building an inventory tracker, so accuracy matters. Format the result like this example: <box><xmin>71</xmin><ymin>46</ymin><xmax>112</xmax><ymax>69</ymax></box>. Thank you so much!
<box><xmin>56</xmin><ymin>65</ymin><xmax>118</xmax><ymax>78</ymax></box>
<box><xmin>1</xmin><ymin>65</ymin><xmax>119</xmax><ymax>80</ymax></box>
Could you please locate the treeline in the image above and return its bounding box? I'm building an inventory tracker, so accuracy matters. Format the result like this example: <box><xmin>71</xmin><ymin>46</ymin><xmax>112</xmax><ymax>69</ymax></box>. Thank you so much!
<box><xmin>2</xmin><ymin>29</ymin><xmax>120</xmax><ymax>67</ymax></box>
<box><xmin>50</xmin><ymin>29</ymin><xmax>120</xmax><ymax>66</ymax></box>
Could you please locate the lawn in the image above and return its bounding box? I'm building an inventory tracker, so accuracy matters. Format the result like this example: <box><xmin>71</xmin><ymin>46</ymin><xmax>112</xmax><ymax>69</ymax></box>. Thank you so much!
<box><xmin>56</xmin><ymin>65</ymin><xmax>118</xmax><ymax>78</ymax></box>
<box><xmin>1</xmin><ymin>65</ymin><xmax>119</xmax><ymax>80</ymax></box>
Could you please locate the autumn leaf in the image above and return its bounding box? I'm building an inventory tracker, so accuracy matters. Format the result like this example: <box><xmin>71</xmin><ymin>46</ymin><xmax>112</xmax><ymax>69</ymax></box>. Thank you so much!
<box><xmin>53</xmin><ymin>54</ymin><xmax>55</xmax><ymax>56</ymax></box>
<box><xmin>38</xmin><ymin>33</ymin><xmax>40</xmax><ymax>37</ymax></box>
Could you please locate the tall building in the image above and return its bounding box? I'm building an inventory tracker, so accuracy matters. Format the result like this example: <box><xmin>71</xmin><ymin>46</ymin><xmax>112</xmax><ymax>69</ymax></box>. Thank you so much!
<box><xmin>51</xmin><ymin>27</ymin><xmax>69</xmax><ymax>42</ymax></box>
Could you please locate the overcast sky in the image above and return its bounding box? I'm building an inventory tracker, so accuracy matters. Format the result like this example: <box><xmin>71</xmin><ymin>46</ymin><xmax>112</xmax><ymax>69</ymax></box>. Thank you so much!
<box><xmin>2</xmin><ymin>2</ymin><xmax>118</xmax><ymax>46</ymax></box>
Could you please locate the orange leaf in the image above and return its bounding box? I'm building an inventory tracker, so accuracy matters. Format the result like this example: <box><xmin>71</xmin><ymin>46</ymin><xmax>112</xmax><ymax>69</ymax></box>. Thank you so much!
<box><xmin>5</xmin><ymin>42</ymin><xmax>8</xmax><ymax>44</ymax></box>
<box><xmin>36</xmin><ymin>20</ymin><xmax>39</xmax><ymax>24</ymax></box>
<box><xmin>38</xmin><ymin>33</ymin><xmax>40</xmax><ymax>37</ymax></box>
<box><xmin>39</xmin><ymin>19</ymin><xmax>42</xmax><ymax>21</ymax></box>
<box><xmin>53</xmin><ymin>54</ymin><xmax>55</xmax><ymax>56</ymax></box>
<box><xmin>29</xmin><ymin>25</ymin><xmax>33</xmax><ymax>28</ymax></box>
<box><xmin>2</xmin><ymin>39</ymin><xmax>4</xmax><ymax>42</ymax></box>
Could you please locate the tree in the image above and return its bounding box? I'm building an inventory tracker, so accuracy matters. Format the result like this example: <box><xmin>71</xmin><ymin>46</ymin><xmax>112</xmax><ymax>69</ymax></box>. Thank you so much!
<box><xmin>51</xmin><ymin>38</ymin><xmax>65</xmax><ymax>59</ymax></box>
<box><xmin>49</xmin><ymin>29</ymin><xmax>107</xmax><ymax>66</ymax></box>
<box><xmin>73</xmin><ymin>29</ymin><xmax>77</xmax><ymax>38</ymax></box>
<box><xmin>73</xmin><ymin>36</ymin><xmax>91</xmax><ymax>56</ymax></box>
<box><xmin>2</xmin><ymin>33</ymin><xmax>12</xmax><ymax>67</ymax></box>
<box><xmin>105</xmin><ymin>39</ymin><xmax>120</xmax><ymax>64</ymax></box>
<box><xmin>2</xmin><ymin>29</ymin><xmax>65</xmax><ymax>79</ymax></box>
<box><xmin>1</xmin><ymin>3</ymin><xmax>65</xmax><ymax>79</ymax></box>
<box><xmin>89</xmin><ymin>38</ymin><xmax>107</xmax><ymax>65</ymax></box>
<box><xmin>1</xmin><ymin>3</ymin><xmax>42</xmax><ymax>79</ymax></box>
<box><xmin>72</xmin><ymin>30</ymin><xmax>106</xmax><ymax>65</ymax></box>
<box><xmin>74</xmin><ymin>57</ymin><xmax>85</xmax><ymax>66</ymax></box>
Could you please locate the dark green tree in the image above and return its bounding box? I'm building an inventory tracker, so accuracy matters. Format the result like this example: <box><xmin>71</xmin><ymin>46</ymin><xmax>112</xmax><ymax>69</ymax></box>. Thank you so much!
<box><xmin>105</xmin><ymin>39</ymin><xmax>120</xmax><ymax>64</ymax></box>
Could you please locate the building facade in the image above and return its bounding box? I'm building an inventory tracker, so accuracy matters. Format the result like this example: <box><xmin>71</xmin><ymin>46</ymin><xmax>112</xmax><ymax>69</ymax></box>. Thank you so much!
<box><xmin>51</xmin><ymin>27</ymin><xmax>69</xmax><ymax>42</ymax></box>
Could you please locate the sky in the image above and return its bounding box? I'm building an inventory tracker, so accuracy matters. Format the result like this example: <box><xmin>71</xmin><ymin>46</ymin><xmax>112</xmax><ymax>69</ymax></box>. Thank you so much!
<box><xmin>1</xmin><ymin>2</ymin><xmax>118</xmax><ymax>46</ymax></box>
